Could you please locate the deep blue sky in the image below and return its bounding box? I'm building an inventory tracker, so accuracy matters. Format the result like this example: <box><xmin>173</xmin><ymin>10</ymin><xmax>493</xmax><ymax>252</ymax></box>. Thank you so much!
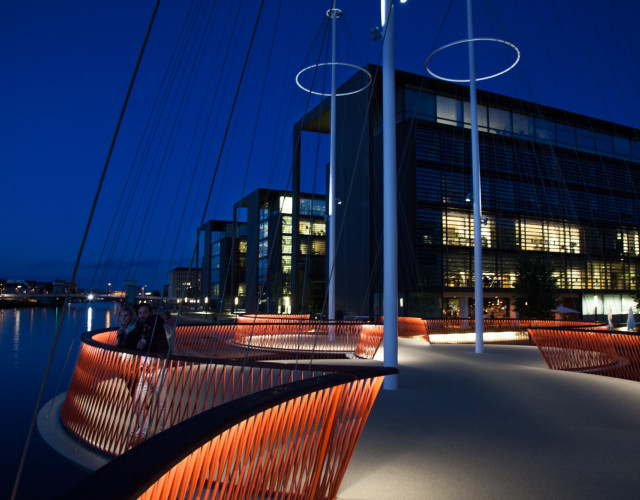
<box><xmin>1</xmin><ymin>0</ymin><xmax>639</xmax><ymax>291</ymax></box>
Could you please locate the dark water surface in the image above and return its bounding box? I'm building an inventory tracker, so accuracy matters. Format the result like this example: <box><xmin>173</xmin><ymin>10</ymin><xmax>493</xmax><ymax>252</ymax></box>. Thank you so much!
<box><xmin>0</xmin><ymin>303</ymin><xmax>120</xmax><ymax>499</ymax></box>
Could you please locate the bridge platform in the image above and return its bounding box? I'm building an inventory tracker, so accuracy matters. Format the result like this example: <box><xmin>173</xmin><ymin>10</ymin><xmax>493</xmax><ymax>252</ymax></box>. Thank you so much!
<box><xmin>337</xmin><ymin>339</ymin><xmax>640</xmax><ymax>499</ymax></box>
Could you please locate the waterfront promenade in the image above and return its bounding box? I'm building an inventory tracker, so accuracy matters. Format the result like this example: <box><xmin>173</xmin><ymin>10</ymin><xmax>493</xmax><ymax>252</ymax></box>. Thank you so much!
<box><xmin>337</xmin><ymin>339</ymin><xmax>640</xmax><ymax>499</ymax></box>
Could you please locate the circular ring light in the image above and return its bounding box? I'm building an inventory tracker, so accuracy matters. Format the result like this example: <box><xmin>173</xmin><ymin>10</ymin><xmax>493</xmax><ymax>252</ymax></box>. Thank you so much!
<box><xmin>295</xmin><ymin>62</ymin><xmax>372</xmax><ymax>97</ymax></box>
<box><xmin>425</xmin><ymin>38</ymin><xmax>520</xmax><ymax>83</ymax></box>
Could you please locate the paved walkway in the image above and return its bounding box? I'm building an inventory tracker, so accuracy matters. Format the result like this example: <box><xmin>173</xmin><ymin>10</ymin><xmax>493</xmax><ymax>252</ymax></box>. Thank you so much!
<box><xmin>337</xmin><ymin>339</ymin><xmax>640</xmax><ymax>499</ymax></box>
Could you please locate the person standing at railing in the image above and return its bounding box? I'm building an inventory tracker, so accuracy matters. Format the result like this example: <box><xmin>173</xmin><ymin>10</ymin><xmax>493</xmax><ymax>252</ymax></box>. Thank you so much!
<box><xmin>116</xmin><ymin>305</ymin><xmax>137</xmax><ymax>347</ymax></box>
<box><xmin>124</xmin><ymin>303</ymin><xmax>169</xmax><ymax>354</ymax></box>
<box><xmin>125</xmin><ymin>303</ymin><xmax>170</xmax><ymax>444</ymax></box>
<box><xmin>161</xmin><ymin>310</ymin><xmax>175</xmax><ymax>355</ymax></box>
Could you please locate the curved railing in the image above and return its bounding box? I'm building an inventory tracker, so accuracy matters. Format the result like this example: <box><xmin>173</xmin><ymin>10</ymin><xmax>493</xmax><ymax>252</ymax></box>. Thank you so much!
<box><xmin>237</xmin><ymin>313</ymin><xmax>310</xmax><ymax>323</ymax></box>
<box><xmin>377</xmin><ymin>316</ymin><xmax>428</xmax><ymax>338</ymax></box>
<box><xmin>425</xmin><ymin>319</ymin><xmax>604</xmax><ymax>345</ymax></box>
<box><xmin>60</xmin><ymin>321</ymin><xmax>385</xmax><ymax>456</ymax></box>
<box><xmin>528</xmin><ymin>327</ymin><xmax>640</xmax><ymax>381</ymax></box>
<box><xmin>232</xmin><ymin>321</ymin><xmax>383</xmax><ymax>358</ymax></box>
<box><xmin>63</xmin><ymin>366</ymin><xmax>395</xmax><ymax>500</ymax></box>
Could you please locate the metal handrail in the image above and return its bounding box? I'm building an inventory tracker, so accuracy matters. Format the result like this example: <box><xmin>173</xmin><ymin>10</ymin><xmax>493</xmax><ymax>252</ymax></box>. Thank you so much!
<box><xmin>62</xmin><ymin>366</ymin><xmax>397</xmax><ymax>500</ymax></box>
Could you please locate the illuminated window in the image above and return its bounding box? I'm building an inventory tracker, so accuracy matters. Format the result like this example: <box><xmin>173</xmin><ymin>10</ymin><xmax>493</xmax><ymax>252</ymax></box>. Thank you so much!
<box><xmin>590</xmin><ymin>262</ymin><xmax>607</xmax><ymax>289</ymax></box>
<box><xmin>312</xmin><ymin>239</ymin><xmax>325</xmax><ymax>255</ymax></box>
<box><xmin>619</xmin><ymin>228</ymin><xmax>640</xmax><ymax>256</ymax></box>
<box><xmin>567</xmin><ymin>269</ymin><xmax>585</xmax><ymax>289</ymax></box>
<box><xmin>517</xmin><ymin>219</ymin><xmax>580</xmax><ymax>253</ymax></box>
<box><xmin>281</xmin><ymin>255</ymin><xmax>292</xmax><ymax>273</ymax></box>
<box><xmin>436</xmin><ymin>96</ymin><xmax>463</xmax><ymax>126</ymax></box>
<box><xmin>239</xmin><ymin>240</ymin><xmax>247</xmax><ymax>253</ymax></box>
<box><xmin>281</xmin><ymin>235</ymin><xmax>292</xmax><ymax>255</ymax></box>
<box><xmin>442</xmin><ymin>210</ymin><xmax>494</xmax><ymax>248</ymax></box>
<box><xmin>282</xmin><ymin>216</ymin><xmax>292</xmax><ymax>235</ymax></box>
<box><xmin>278</xmin><ymin>196</ymin><xmax>293</xmax><ymax>215</ymax></box>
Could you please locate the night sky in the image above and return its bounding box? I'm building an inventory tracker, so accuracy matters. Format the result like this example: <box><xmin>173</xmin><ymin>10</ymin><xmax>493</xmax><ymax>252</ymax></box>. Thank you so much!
<box><xmin>1</xmin><ymin>0</ymin><xmax>639</xmax><ymax>292</ymax></box>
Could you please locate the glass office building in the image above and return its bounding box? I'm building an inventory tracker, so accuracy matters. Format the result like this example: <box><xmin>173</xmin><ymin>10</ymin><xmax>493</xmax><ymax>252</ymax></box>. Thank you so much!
<box><xmin>295</xmin><ymin>65</ymin><xmax>640</xmax><ymax>319</ymax></box>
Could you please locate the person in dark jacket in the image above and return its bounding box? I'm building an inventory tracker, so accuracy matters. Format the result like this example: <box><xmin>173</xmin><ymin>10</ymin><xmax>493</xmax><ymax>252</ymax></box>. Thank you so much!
<box><xmin>124</xmin><ymin>303</ymin><xmax>169</xmax><ymax>355</ymax></box>
<box><xmin>116</xmin><ymin>305</ymin><xmax>137</xmax><ymax>347</ymax></box>
<box><xmin>125</xmin><ymin>303</ymin><xmax>170</xmax><ymax>443</ymax></box>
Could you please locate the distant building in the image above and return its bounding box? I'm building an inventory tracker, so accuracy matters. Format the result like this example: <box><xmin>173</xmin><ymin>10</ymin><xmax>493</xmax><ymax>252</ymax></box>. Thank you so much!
<box><xmin>168</xmin><ymin>267</ymin><xmax>201</xmax><ymax>300</ymax></box>
<box><xmin>293</xmin><ymin>64</ymin><xmax>640</xmax><ymax>319</ymax></box>
<box><xmin>230</xmin><ymin>188</ymin><xmax>326</xmax><ymax>314</ymax></box>
<box><xmin>198</xmin><ymin>220</ymin><xmax>246</xmax><ymax>311</ymax></box>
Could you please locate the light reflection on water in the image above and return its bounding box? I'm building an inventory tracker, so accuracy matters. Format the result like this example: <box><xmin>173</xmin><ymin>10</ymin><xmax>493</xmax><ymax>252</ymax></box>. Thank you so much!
<box><xmin>87</xmin><ymin>306</ymin><xmax>93</xmax><ymax>332</ymax></box>
<box><xmin>0</xmin><ymin>302</ymin><xmax>121</xmax><ymax>499</ymax></box>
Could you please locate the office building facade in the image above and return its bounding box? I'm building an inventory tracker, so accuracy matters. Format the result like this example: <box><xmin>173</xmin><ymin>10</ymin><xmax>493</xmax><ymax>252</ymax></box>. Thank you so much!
<box><xmin>231</xmin><ymin>189</ymin><xmax>326</xmax><ymax>314</ymax></box>
<box><xmin>294</xmin><ymin>65</ymin><xmax>640</xmax><ymax>319</ymax></box>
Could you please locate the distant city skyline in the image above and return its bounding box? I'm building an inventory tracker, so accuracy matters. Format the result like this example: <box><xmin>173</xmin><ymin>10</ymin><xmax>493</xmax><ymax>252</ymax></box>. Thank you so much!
<box><xmin>2</xmin><ymin>0</ymin><xmax>639</xmax><ymax>290</ymax></box>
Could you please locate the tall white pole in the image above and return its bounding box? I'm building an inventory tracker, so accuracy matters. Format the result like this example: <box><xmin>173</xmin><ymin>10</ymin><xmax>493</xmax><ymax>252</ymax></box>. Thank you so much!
<box><xmin>382</xmin><ymin>0</ymin><xmax>398</xmax><ymax>389</ymax></box>
<box><xmin>467</xmin><ymin>0</ymin><xmax>484</xmax><ymax>353</ymax></box>
<box><xmin>328</xmin><ymin>3</ymin><xmax>340</xmax><ymax>338</ymax></box>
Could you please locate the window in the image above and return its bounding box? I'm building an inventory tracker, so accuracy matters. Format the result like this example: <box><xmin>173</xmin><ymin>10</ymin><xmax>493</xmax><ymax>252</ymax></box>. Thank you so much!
<box><xmin>463</xmin><ymin>102</ymin><xmax>488</xmax><ymax>131</ymax></box>
<box><xmin>405</xmin><ymin>88</ymin><xmax>436</xmax><ymax>119</ymax></box>
<box><xmin>258</xmin><ymin>239</ymin><xmax>268</xmax><ymax>258</ymax></box>
<box><xmin>596</xmin><ymin>132</ymin><xmax>613</xmax><ymax>155</ymax></box>
<box><xmin>488</xmin><ymin>107</ymin><xmax>512</xmax><ymax>135</ymax></box>
<box><xmin>512</xmin><ymin>113</ymin><xmax>534</xmax><ymax>137</ymax></box>
<box><xmin>300</xmin><ymin>198</ymin><xmax>325</xmax><ymax>216</ymax></box>
<box><xmin>556</xmin><ymin>124</ymin><xmax>576</xmax><ymax>147</ymax></box>
<box><xmin>278</xmin><ymin>196</ymin><xmax>292</xmax><ymax>215</ymax></box>
<box><xmin>259</xmin><ymin>221</ymin><xmax>268</xmax><ymax>239</ymax></box>
<box><xmin>436</xmin><ymin>96</ymin><xmax>463</xmax><ymax>125</ymax></box>
<box><xmin>442</xmin><ymin>210</ymin><xmax>494</xmax><ymax>248</ymax></box>
<box><xmin>281</xmin><ymin>235</ymin><xmax>292</xmax><ymax>255</ymax></box>
<box><xmin>576</xmin><ymin>128</ymin><xmax>595</xmax><ymax>151</ymax></box>
<box><xmin>614</xmin><ymin>136</ymin><xmax>631</xmax><ymax>158</ymax></box>
<box><xmin>281</xmin><ymin>255</ymin><xmax>292</xmax><ymax>273</ymax></box>
<box><xmin>517</xmin><ymin>219</ymin><xmax>581</xmax><ymax>253</ymax></box>
<box><xmin>282</xmin><ymin>216</ymin><xmax>292</xmax><ymax>235</ymax></box>
<box><xmin>535</xmin><ymin>118</ymin><xmax>556</xmax><ymax>143</ymax></box>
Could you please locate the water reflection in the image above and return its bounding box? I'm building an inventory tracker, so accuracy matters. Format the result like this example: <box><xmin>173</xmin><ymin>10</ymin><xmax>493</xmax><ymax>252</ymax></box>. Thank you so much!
<box><xmin>87</xmin><ymin>306</ymin><xmax>93</xmax><ymax>332</ymax></box>
<box><xmin>13</xmin><ymin>309</ymin><xmax>21</xmax><ymax>361</ymax></box>
<box><xmin>0</xmin><ymin>302</ymin><xmax>121</xmax><ymax>499</ymax></box>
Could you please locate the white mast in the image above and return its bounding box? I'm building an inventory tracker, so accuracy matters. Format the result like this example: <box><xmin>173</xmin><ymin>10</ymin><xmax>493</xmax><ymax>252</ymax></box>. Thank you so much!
<box><xmin>382</xmin><ymin>0</ymin><xmax>399</xmax><ymax>389</ymax></box>
<box><xmin>327</xmin><ymin>2</ymin><xmax>340</xmax><ymax>331</ymax></box>
<box><xmin>467</xmin><ymin>0</ymin><xmax>484</xmax><ymax>353</ymax></box>
<box><xmin>327</xmin><ymin>2</ymin><xmax>342</xmax><ymax>341</ymax></box>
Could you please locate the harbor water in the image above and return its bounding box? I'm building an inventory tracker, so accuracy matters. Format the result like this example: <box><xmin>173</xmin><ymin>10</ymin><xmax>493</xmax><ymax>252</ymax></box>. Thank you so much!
<box><xmin>0</xmin><ymin>303</ymin><xmax>119</xmax><ymax>499</ymax></box>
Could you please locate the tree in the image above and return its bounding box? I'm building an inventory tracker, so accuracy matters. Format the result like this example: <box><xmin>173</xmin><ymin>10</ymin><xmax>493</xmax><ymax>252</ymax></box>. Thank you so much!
<box><xmin>513</xmin><ymin>253</ymin><xmax>558</xmax><ymax>319</ymax></box>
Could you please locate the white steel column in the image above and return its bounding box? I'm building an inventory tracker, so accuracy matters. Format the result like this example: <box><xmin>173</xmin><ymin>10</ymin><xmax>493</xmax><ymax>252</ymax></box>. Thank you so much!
<box><xmin>382</xmin><ymin>0</ymin><xmax>398</xmax><ymax>389</ymax></box>
<box><xmin>328</xmin><ymin>2</ymin><xmax>339</xmax><ymax>338</ymax></box>
<box><xmin>467</xmin><ymin>0</ymin><xmax>484</xmax><ymax>353</ymax></box>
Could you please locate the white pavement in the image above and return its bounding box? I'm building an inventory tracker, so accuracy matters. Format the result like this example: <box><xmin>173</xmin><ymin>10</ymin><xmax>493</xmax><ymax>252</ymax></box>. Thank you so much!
<box><xmin>338</xmin><ymin>338</ymin><xmax>640</xmax><ymax>500</ymax></box>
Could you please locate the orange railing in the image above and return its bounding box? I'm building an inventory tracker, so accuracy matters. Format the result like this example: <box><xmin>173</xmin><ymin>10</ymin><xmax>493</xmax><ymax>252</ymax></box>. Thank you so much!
<box><xmin>232</xmin><ymin>322</ymin><xmax>373</xmax><ymax>355</ymax></box>
<box><xmin>424</xmin><ymin>319</ymin><xmax>604</xmax><ymax>345</ymax></box>
<box><xmin>237</xmin><ymin>314</ymin><xmax>310</xmax><ymax>323</ymax></box>
<box><xmin>528</xmin><ymin>328</ymin><xmax>640</xmax><ymax>381</ymax></box>
<box><xmin>61</xmin><ymin>332</ymin><xmax>325</xmax><ymax>455</ymax></box>
<box><xmin>60</xmin><ymin>320</ymin><xmax>385</xmax><ymax>456</ymax></box>
<box><xmin>64</xmin><ymin>366</ymin><xmax>394</xmax><ymax>500</ymax></box>
<box><xmin>378</xmin><ymin>316</ymin><xmax>428</xmax><ymax>339</ymax></box>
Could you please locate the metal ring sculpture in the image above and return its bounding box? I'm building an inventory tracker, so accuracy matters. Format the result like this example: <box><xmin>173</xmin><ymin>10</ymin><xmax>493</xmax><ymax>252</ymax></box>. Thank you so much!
<box><xmin>425</xmin><ymin>37</ymin><xmax>520</xmax><ymax>83</ymax></box>
<box><xmin>295</xmin><ymin>62</ymin><xmax>372</xmax><ymax>97</ymax></box>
